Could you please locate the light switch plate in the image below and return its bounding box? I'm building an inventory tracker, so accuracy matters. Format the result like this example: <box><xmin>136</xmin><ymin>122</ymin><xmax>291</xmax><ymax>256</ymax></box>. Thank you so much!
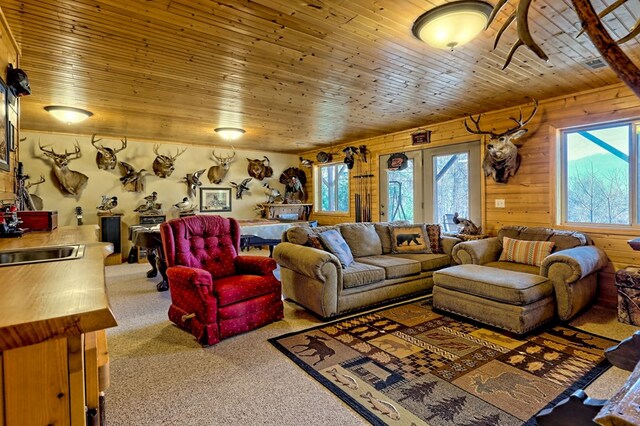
<box><xmin>495</xmin><ymin>199</ymin><xmax>506</xmax><ymax>208</ymax></box>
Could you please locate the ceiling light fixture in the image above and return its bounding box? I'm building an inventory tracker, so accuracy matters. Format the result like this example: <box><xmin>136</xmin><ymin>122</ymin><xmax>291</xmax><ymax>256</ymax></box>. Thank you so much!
<box><xmin>412</xmin><ymin>1</ymin><xmax>493</xmax><ymax>50</ymax></box>
<box><xmin>44</xmin><ymin>106</ymin><xmax>93</xmax><ymax>124</ymax></box>
<box><xmin>214</xmin><ymin>127</ymin><xmax>245</xmax><ymax>141</ymax></box>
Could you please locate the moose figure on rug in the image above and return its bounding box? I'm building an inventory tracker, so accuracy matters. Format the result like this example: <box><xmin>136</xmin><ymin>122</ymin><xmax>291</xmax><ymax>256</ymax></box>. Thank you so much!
<box><xmin>465</xmin><ymin>100</ymin><xmax>538</xmax><ymax>184</ymax></box>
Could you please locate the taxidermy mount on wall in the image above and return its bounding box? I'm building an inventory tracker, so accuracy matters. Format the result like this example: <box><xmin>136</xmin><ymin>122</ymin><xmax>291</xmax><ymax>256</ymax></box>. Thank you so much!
<box><xmin>208</xmin><ymin>148</ymin><xmax>235</xmax><ymax>184</ymax></box>
<box><xmin>7</xmin><ymin>64</ymin><xmax>31</xmax><ymax>97</ymax></box>
<box><xmin>279</xmin><ymin>167</ymin><xmax>307</xmax><ymax>203</ymax></box>
<box><xmin>452</xmin><ymin>213</ymin><xmax>482</xmax><ymax>235</ymax></box>
<box><xmin>465</xmin><ymin>100</ymin><xmax>538</xmax><ymax>184</ymax></box>
<box><xmin>134</xmin><ymin>191</ymin><xmax>162</xmax><ymax>214</ymax></box>
<box><xmin>247</xmin><ymin>156</ymin><xmax>273</xmax><ymax>181</ymax></box>
<box><xmin>184</xmin><ymin>169</ymin><xmax>205</xmax><ymax>198</ymax></box>
<box><xmin>173</xmin><ymin>197</ymin><xmax>196</xmax><ymax>213</ymax></box>
<box><xmin>91</xmin><ymin>134</ymin><xmax>127</xmax><ymax>170</ymax></box>
<box><xmin>263</xmin><ymin>182</ymin><xmax>282</xmax><ymax>203</ymax></box>
<box><xmin>152</xmin><ymin>144</ymin><xmax>186</xmax><ymax>178</ymax></box>
<box><xmin>231</xmin><ymin>178</ymin><xmax>252</xmax><ymax>199</ymax></box>
<box><xmin>15</xmin><ymin>163</ymin><xmax>44</xmax><ymax>211</ymax></box>
<box><xmin>118</xmin><ymin>161</ymin><xmax>147</xmax><ymax>192</ymax></box>
<box><xmin>38</xmin><ymin>141</ymin><xmax>88</xmax><ymax>196</ymax></box>
<box><xmin>97</xmin><ymin>195</ymin><xmax>118</xmax><ymax>213</ymax></box>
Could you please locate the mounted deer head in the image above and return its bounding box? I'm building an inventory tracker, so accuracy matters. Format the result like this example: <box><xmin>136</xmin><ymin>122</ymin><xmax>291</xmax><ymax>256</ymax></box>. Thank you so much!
<box><xmin>152</xmin><ymin>144</ymin><xmax>186</xmax><ymax>178</ymax></box>
<box><xmin>465</xmin><ymin>100</ymin><xmax>538</xmax><ymax>184</ymax></box>
<box><xmin>91</xmin><ymin>134</ymin><xmax>127</xmax><ymax>170</ymax></box>
<box><xmin>39</xmin><ymin>141</ymin><xmax>89</xmax><ymax>195</ymax></box>
<box><xmin>207</xmin><ymin>148</ymin><xmax>236</xmax><ymax>184</ymax></box>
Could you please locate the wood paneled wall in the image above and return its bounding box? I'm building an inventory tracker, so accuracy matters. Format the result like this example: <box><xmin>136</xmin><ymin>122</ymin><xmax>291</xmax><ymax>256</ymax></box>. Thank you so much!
<box><xmin>301</xmin><ymin>83</ymin><xmax>640</xmax><ymax>307</ymax></box>
<box><xmin>0</xmin><ymin>7</ymin><xmax>19</xmax><ymax>199</ymax></box>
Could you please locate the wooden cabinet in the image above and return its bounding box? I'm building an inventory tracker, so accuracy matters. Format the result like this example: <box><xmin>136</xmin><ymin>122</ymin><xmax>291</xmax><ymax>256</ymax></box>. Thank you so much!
<box><xmin>260</xmin><ymin>203</ymin><xmax>312</xmax><ymax>220</ymax></box>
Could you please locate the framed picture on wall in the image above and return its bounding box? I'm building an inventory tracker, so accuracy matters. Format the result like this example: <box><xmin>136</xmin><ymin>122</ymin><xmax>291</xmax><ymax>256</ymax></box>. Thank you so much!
<box><xmin>199</xmin><ymin>187</ymin><xmax>232</xmax><ymax>212</ymax></box>
<box><xmin>0</xmin><ymin>80</ymin><xmax>7</xmax><ymax>171</ymax></box>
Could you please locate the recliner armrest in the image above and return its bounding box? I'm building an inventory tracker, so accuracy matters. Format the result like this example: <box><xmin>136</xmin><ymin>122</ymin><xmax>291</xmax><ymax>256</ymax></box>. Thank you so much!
<box><xmin>166</xmin><ymin>265</ymin><xmax>213</xmax><ymax>290</ymax></box>
<box><xmin>451</xmin><ymin>237</ymin><xmax>501</xmax><ymax>265</ymax></box>
<box><xmin>235</xmin><ymin>255</ymin><xmax>277</xmax><ymax>275</ymax></box>
<box><xmin>273</xmin><ymin>242</ymin><xmax>341</xmax><ymax>282</ymax></box>
<box><xmin>540</xmin><ymin>245</ymin><xmax>608</xmax><ymax>283</ymax></box>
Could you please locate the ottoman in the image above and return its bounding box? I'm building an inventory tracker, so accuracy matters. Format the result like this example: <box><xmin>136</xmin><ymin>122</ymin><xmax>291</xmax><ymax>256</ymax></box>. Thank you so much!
<box><xmin>432</xmin><ymin>264</ymin><xmax>555</xmax><ymax>334</ymax></box>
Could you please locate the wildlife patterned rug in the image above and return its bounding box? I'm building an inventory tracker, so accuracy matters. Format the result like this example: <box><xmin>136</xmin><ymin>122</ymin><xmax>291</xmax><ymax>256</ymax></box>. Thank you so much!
<box><xmin>269</xmin><ymin>299</ymin><xmax>615</xmax><ymax>425</ymax></box>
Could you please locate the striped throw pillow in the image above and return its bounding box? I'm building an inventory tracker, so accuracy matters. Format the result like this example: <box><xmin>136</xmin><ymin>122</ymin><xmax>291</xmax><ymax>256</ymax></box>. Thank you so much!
<box><xmin>499</xmin><ymin>237</ymin><xmax>555</xmax><ymax>266</ymax></box>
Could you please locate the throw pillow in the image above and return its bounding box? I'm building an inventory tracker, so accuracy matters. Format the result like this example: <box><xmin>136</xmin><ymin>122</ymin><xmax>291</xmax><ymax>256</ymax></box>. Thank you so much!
<box><xmin>318</xmin><ymin>229</ymin><xmax>354</xmax><ymax>268</ymax></box>
<box><xmin>306</xmin><ymin>235</ymin><xmax>324</xmax><ymax>250</ymax></box>
<box><xmin>390</xmin><ymin>225</ymin><xmax>432</xmax><ymax>254</ymax></box>
<box><xmin>339</xmin><ymin>223</ymin><xmax>382</xmax><ymax>257</ymax></box>
<box><xmin>425</xmin><ymin>224</ymin><xmax>444</xmax><ymax>254</ymax></box>
<box><xmin>499</xmin><ymin>236</ymin><xmax>555</xmax><ymax>266</ymax></box>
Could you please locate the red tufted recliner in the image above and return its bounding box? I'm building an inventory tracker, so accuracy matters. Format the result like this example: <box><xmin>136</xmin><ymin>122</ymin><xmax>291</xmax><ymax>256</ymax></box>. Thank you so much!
<box><xmin>160</xmin><ymin>215</ymin><xmax>284</xmax><ymax>345</ymax></box>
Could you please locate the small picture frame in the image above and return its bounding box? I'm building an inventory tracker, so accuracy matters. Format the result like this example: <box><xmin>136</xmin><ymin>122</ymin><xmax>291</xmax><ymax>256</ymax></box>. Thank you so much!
<box><xmin>6</xmin><ymin>95</ymin><xmax>17</xmax><ymax>152</ymax></box>
<box><xmin>0</xmin><ymin>79</ymin><xmax>8</xmax><ymax>171</ymax></box>
<box><xmin>411</xmin><ymin>129</ymin><xmax>431</xmax><ymax>145</ymax></box>
<box><xmin>199</xmin><ymin>187</ymin><xmax>232</xmax><ymax>212</ymax></box>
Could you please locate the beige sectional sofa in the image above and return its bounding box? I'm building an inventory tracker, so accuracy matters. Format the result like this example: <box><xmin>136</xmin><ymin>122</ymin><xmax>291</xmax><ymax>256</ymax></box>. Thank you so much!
<box><xmin>432</xmin><ymin>225</ymin><xmax>608</xmax><ymax>334</ymax></box>
<box><xmin>273</xmin><ymin>222</ymin><xmax>460</xmax><ymax>318</ymax></box>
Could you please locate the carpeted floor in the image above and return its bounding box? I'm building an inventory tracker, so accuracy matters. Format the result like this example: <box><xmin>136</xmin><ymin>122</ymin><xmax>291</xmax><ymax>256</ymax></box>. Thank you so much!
<box><xmin>105</xmin><ymin>262</ymin><xmax>638</xmax><ymax>425</ymax></box>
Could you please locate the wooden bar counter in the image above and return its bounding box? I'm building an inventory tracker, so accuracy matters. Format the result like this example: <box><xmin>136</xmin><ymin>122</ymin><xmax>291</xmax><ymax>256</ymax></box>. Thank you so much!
<box><xmin>0</xmin><ymin>225</ymin><xmax>117</xmax><ymax>426</ymax></box>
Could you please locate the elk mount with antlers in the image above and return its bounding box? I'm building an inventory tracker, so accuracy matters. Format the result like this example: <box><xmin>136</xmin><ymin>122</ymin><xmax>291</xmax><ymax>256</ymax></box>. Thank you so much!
<box><xmin>465</xmin><ymin>100</ymin><xmax>538</xmax><ymax>184</ymax></box>
<box><xmin>208</xmin><ymin>148</ymin><xmax>236</xmax><ymax>184</ymax></box>
<box><xmin>91</xmin><ymin>134</ymin><xmax>127</xmax><ymax>170</ymax></box>
<box><xmin>152</xmin><ymin>144</ymin><xmax>187</xmax><ymax>178</ymax></box>
<box><xmin>39</xmin><ymin>141</ymin><xmax>89</xmax><ymax>196</ymax></box>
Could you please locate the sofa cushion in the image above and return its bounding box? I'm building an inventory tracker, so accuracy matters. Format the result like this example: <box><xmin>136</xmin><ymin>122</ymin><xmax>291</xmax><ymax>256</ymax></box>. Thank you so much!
<box><xmin>318</xmin><ymin>229</ymin><xmax>354</xmax><ymax>268</ymax></box>
<box><xmin>390</xmin><ymin>225</ymin><xmax>432</xmax><ymax>254</ymax></box>
<box><xmin>286</xmin><ymin>225</ymin><xmax>336</xmax><ymax>245</ymax></box>
<box><xmin>339</xmin><ymin>223</ymin><xmax>383</xmax><ymax>257</ymax></box>
<box><xmin>342</xmin><ymin>261</ymin><xmax>386</xmax><ymax>289</ymax></box>
<box><xmin>433</xmin><ymin>264</ymin><xmax>552</xmax><ymax>305</ymax></box>
<box><xmin>498</xmin><ymin>225</ymin><xmax>588</xmax><ymax>252</ymax></box>
<box><xmin>499</xmin><ymin>236</ymin><xmax>555</xmax><ymax>266</ymax></box>
<box><xmin>213</xmin><ymin>274</ymin><xmax>281</xmax><ymax>307</ymax></box>
<box><xmin>425</xmin><ymin>224</ymin><xmax>444</xmax><ymax>254</ymax></box>
<box><xmin>391</xmin><ymin>253</ymin><xmax>451</xmax><ymax>271</ymax></box>
<box><xmin>483</xmin><ymin>261</ymin><xmax>540</xmax><ymax>275</ymax></box>
<box><xmin>357</xmin><ymin>255</ymin><xmax>421</xmax><ymax>279</ymax></box>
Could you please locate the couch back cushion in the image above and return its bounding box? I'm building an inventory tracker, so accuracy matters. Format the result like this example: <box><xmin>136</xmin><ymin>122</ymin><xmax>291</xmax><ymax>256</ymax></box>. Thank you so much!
<box><xmin>285</xmin><ymin>225</ymin><xmax>336</xmax><ymax>246</ymax></box>
<box><xmin>390</xmin><ymin>224</ymin><xmax>432</xmax><ymax>254</ymax></box>
<box><xmin>374</xmin><ymin>221</ymin><xmax>409</xmax><ymax>254</ymax></box>
<box><xmin>161</xmin><ymin>215</ymin><xmax>239</xmax><ymax>278</ymax></box>
<box><xmin>339</xmin><ymin>223</ymin><xmax>382</xmax><ymax>257</ymax></box>
<box><xmin>318</xmin><ymin>229</ymin><xmax>354</xmax><ymax>268</ymax></box>
<box><xmin>498</xmin><ymin>225</ymin><xmax>589</xmax><ymax>252</ymax></box>
<box><xmin>499</xmin><ymin>236</ymin><xmax>555</xmax><ymax>266</ymax></box>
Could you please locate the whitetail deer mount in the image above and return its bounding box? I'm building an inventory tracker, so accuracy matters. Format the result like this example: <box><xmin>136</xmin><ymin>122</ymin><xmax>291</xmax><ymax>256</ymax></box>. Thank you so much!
<box><xmin>208</xmin><ymin>148</ymin><xmax>235</xmax><ymax>184</ymax></box>
<box><xmin>465</xmin><ymin>100</ymin><xmax>538</xmax><ymax>184</ymax></box>
<box><xmin>38</xmin><ymin>141</ymin><xmax>89</xmax><ymax>195</ymax></box>
<box><xmin>91</xmin><ymin>134</ymin><xmax>127</xmax><ymax>170</ymax></box>
<box><xmin>488</xmin><ymin>0</ymin><xmax>640</xmax><ymax>98</ymax></box>
<box><xmin>152</xmin><ymin>144</ymin><xmax>186</xmax><ymax>178</ymax></box>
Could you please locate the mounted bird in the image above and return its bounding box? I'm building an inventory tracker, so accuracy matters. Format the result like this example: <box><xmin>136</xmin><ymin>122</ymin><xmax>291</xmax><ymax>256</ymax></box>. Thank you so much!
<box><xmin>184</xmin><ymin>169</ymin><xmax>205</xmax><ymax>198</ymax></box>
<box><xmin>172</xmin><ymin>197</ymin><xmax>196</xmax><ymax>214</ymax></box>
<box><xmin>134</xmin><ymin>191</ymin><xmax>162</xmax><ymax>214</ymax></box>
<box><xmin>263</xmin><ymin>182</ymin><xmax>282</xmax><ymax>203</ymax></box>
<box><xmin>453</xmin><ymin>212</ymin><xmax>482</xmax><ymax>235</ymax></box>
<box><xmin>97</xmin><ymin>195</ymin><xmax>118</xmax><ymax>213</ymax></box>
<box><xmin>230</xmin><ymin>178</ymin><xmax>252</xmax><ymax>199</ymax></box>
<box><xmin>118</xmin><ymin>161</ymin><xmax>147</xmax><ymax>192</ymax></box>
<box><xmin>279</xmin><ymin>167</ymin><xmax>307</xmax><ymax>203</ymax></box>
<box><xmin>300</xmin><ymin>157</ymin><xmax>313</xmax><ymax>167</ymax></box>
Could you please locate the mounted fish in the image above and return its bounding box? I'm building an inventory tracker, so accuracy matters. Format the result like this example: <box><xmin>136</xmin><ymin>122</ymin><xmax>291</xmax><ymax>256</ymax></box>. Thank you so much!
<box><xmin>184</xmin><ymin>169</ymin><xmax>205</xmax><ymax>198</ymax></box>
<box><xmin>230</xmin><ymin>178</ymin><xmax>252</xmax><ymax>199</ymax></box>
<box><xmin>247</xmin><ymin>157</ymin><xmax>271</xmax><ymax>181</ymax></box>
<box><xmin>152</xmin><ymin>144</ymin><xmax>186</xmax><ymax>178</ymax></box>
<box><xmin>279</xmin><ymin>167</ymin><xmax>307</xmax><ymax>203</ymax></box>
<box><xmin>38</xmin><ymin>141</ymin><xmax>88</xmax><ymax>196</ymax></box>
<box><xmin>91</xmin><ymin>134</ymin><xmax>127</xmax><ymax>170</ymax></box>
<box><xmin>208</xmin><ymin>148</ymin><xmax>235</xmax><ymax>184</ymax></box>
<box><xmin>118</xmin><ymin>161</ymin><xmax>147</xmax><ymax>192</ymax></box>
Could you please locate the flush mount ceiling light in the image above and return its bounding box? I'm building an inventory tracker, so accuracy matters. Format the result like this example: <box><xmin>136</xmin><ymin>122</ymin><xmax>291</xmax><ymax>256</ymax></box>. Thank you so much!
<box><xmin>214</xmin><ymin>127</ymin><xmax>246</xmax><ymax>141</ymax></box>
<box><xmin>44</xmin><ymin>106</ymin><xmax>93</xmax><ymax>124</ymax></box>
<box><xmin>412</xmin><ymin>0</ymin><xmax>493</xmax><ymax>50</ymax></box>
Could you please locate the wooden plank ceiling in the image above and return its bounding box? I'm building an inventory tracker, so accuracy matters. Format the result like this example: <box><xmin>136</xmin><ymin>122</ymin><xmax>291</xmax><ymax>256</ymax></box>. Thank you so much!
<box><xmin>2</xmin><ymin>0</ymin><xmax>639</xmax><ymax>152</ymax></box>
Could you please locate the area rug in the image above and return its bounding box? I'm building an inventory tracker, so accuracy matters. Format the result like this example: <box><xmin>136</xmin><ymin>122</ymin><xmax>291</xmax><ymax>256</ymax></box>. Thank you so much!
<box><xmin>269</xmin><ymin>299</ymin><xmax>616</xmax><ymax>425</ymax></box>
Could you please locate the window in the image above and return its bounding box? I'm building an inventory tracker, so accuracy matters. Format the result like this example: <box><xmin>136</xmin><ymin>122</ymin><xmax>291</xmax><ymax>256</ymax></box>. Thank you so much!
<box><xmin>317</xmin><ymin>163</ymin><xmax>349</xmax><ymax>212</ymax></box>
<box><xmin>561</xmin><ymin>121</ymin><xmax>638</xmax><ymax>225</ymax></box>
<box><xmin>433</xmin><ymin>152</ymin><xmax>470</xmax><ymax>229</ymax></box>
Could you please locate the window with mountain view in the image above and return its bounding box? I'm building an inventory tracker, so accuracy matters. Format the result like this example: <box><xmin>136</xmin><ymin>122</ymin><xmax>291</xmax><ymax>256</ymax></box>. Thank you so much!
<box><xmin>562</xmin><ymin>122</ymin><xmax>636</xmax><ymax>225</ymax></box>
<box><xmin>317</xmin><ymin>163</ymin><xmax>349</xmax><ymax>212</ymax></box>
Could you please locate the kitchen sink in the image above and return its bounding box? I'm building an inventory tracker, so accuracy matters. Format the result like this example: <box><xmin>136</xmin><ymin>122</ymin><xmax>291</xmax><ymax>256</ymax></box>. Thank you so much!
<box><xmin>0</xmin><ymin>244</ymin><xmax>86</xmax><ymax>267</ymax></box>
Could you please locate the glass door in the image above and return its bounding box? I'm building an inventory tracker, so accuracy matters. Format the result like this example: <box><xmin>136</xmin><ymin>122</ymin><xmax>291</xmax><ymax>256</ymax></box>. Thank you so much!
<box><xmin>379</xmin><ymin>151</ymin><xmax>423</xmax><ymax>223</ymax></box>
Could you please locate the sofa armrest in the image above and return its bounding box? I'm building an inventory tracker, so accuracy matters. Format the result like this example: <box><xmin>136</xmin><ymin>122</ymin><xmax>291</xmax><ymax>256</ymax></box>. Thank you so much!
<box><xmin>451</xmin><ymin>237</ymin><xmax>501</xmax><ymax>265</ymax></box>
<box><xmin>540</xmin><ymin>246</ymin><xmax>608</xmax><ymax>283</ymax></box>
<box><xmin>166</xmin><ymin>265</ymin><xmax>217</xmax><ymax>323</ymax></box>
<box><xmin>235</xmin><ymin>255</ymin><xmax>277</xmax><ymax>275</ymax></box>
<box><xmin>540</xmin><ymin>245</ymin><xmax>608</xmax><ymax>321</ymax></box>
<box><xmin>273</xmin><ymin>242</ymin><xmax>342</xmax><ymax>282</ymax></box>
<box><xmin>441</xmin><ymin>236</ymin><xmax>462</xmax><ymax>256</ymax></box>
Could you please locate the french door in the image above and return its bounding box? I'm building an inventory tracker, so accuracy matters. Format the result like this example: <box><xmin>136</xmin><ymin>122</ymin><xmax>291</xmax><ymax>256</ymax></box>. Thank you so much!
<box><xmin>379</xmin><ymin>141</ymin><xmax>481</xmax><ymax>228</ymax></box>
